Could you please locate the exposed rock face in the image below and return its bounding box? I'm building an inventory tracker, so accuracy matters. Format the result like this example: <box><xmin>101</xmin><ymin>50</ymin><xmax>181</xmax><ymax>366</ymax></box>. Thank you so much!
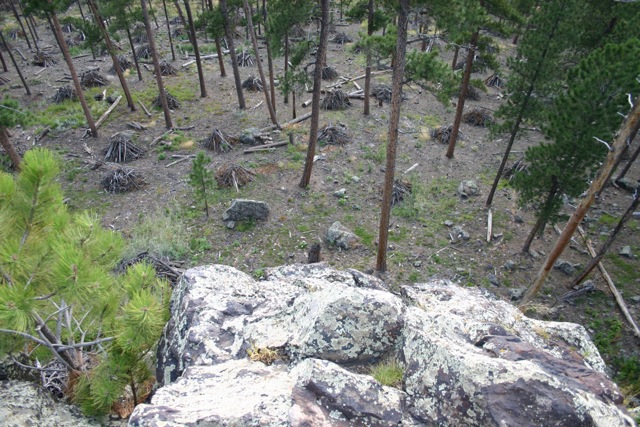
<box><xmin>222</xmin><ymin>199</ymin><xmax>270</xmax><ymax>223</ymax></box>
<box><xmin>0</xmin><ymin>380</ymin><xmax>97</xmax><ymax>427</ymax></box>
<box><xmin>130</xmin><ymin>264</ymin><xmax>633</xmax><ymax>427</ymax></box>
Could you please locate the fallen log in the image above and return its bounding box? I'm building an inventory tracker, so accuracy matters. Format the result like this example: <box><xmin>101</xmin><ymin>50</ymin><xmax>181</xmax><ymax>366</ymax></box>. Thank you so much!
<box><xmin>138</xmin><ymin>100</ymin><xmax>152</xmax><ymax>117</ymax></box>
<box><xmin>260</xmin><ymin>112</ymin><xmax>312</xmax><ymax>132</ymax></box>
<box><xmin>243</xmin><ymin>140</ymin><xmax>289</xmax><ymax>153</ymax></box>
<box><xmin>94</xmin><ymin>95</ymin><xmax>122</xmax><ymax>129</ymax></box>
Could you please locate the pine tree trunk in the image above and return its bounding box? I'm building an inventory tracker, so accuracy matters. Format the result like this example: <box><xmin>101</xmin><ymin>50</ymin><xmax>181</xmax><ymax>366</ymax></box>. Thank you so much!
<box><xmin>616</xmin><ymin>139</ymin><xmax>640</xmax><ymax>181</ymax></box>
<box><xmin>87</xmin><ymin>0</ymin><xmax>136</xmax><ymax>111</ymax></box>
<box><xmin>49</xmin><ymin>9</ymin><xmax>98</xmax><ymax>136</ymax></box>
<box><xmin>446</xmin><ymin>30</ymin><xmax>478</xmax><ymax>159</ymax></box>
<box><xmin>214</xmin><ymin>36</ymin><xmax>226</xmax><ymax>76</ymax></box>
<box><xmin>125</xmin><ymin>25</ymin><xmax>143</xmax><ymax>81</ymax></box>
<box><xmin>0</xmin><ymin>127</ymin><xmax>22</xmax><ymax>171</ymax></box>
<box><xmin>221</xmin><ymin>0</ymin><xmax>246</xmax><ymax>109</ymax></box>
<box><xmin>141</xmin><ymin>0</ymin><xmax>173</xmax><ymax>129</ymax></box>
<box><xmin>571</xmin><ymin>190</ymin><xmax>640</xmax><ymax>288</ymax></box>
<box><xmin>292</xmin><ymin>90</ymin><xmax>297</xmax><ymax>119</ymax></box>
<box><xmin>0</xmin><ymin>32</ymin><xmax>30</xmax><ymax>95</ymax></box>
<box><xmin>147</xmin><ymin>0</ymin><xmax>160</xmax><ymax>29</ymax></box>
<box><xmin>363</xmin><ymin>0</ymin><xmax>374</xmax><ymax>116</ymax></box>
<box><xmin>451</xmin><ymin>45</ymin><xmax>459</xmax><ymax>69</ymax></box>
<box><xmin>0</xmin><ymin>49</ymin><xmax>8</xmax><ymax>72</ymax></box>
<box><xmin>243</xmin><ymin>0</ymin><xmax>277</xmax><ymax>126</ymax></box>
<box><xmin>8</xmin><ymin>0</ymin><xmax>31</xmax><ymax>50</ymax></box>
<box><xmin>265</xmin><ymin>36</ymin><xmax>276</xmax><ymax>113</ymax></box>
<box><xmin>77</xmin><ymin>0</ymin><xmax>86</xmax><ymax>21</ymax></box>
<box><xmin>376</xmin><ymin>0</ymin><xmax>409</xmax><ymax>273</ymax></box>
<box><xmin>17</xmin><ymin>0</ymin><xmax>38</xmax><ymax>51</ymax></box>
<box><xmin>298</xmin><ymin>0</ymin><xmax>329</xmax><ymax>188</ymax></box>
<box><xmin>283</xmin><ymin>33</ymin><xmax>289</xmax><ymax>104</ymax></box>
<box><xmin>522</xmin><ymin>177</ymin><xmax>559</xmax><ymax>253</ymax></box>
<box><xmin>162</xmin><ymin>0</ymin><xmax>177</xmax><ymax>61</ymax></box>
<box><xmin>184</xmin><ymin>0</ymin><xmax>207</xmax><ymax>98</ymax></box>
<box><xmin>522</xmin><ymin>92</ymin><xmax>640</xmax><ymax>306</ymax></box>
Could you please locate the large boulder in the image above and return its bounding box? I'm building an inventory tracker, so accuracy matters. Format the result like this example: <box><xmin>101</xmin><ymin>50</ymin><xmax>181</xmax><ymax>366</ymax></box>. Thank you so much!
<box><xmin>131</xmin><ymin>264</ymin><xmax>634</xmax><ymax>427</ymax></box>
<box><xmin>222</xmin><ymin>199</ymin><xmax>270</xmax><ymax>222</ymax></box>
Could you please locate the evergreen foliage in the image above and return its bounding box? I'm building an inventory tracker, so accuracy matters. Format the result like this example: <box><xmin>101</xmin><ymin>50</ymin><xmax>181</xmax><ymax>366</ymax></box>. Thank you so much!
<box><xmin>513</xmin><ymin>39</ymin><xmax>640</xmax><ymax>238</ymax></box>
<box><xmin>188</xmin><ymin>151</ymin><xmax>215</xmax><ymax>217</ymax></box>
<box><xmin>0</xmin><ymin>149</ymin><xmax>169</xmax><ymax>415</ymax></box>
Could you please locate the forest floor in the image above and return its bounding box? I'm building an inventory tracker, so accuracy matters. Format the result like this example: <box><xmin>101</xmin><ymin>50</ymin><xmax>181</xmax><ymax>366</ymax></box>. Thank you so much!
<box><xmin>2</xmin><ymin>5</ymin><xmax>640</xmax><ymax>413</ymax></box>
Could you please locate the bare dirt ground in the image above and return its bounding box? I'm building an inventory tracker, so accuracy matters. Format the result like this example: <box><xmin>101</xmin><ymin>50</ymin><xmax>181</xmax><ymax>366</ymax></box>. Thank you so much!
<box><xmin>2</xmin><ymin>5</ymin><xmax>640</xmax><ymax>411</ymax></box>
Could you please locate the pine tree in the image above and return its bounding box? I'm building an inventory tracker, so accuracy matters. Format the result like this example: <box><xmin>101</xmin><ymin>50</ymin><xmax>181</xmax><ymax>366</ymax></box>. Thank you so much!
<box><xmin>220</xmin><ymin>0</ymin><xmax>246</xmax><ymax>109</ymax></box>
<box><xmin>184</xmin><ymin>0</ymin><xmax>207</xmax><ymax>98</ymax></box>
<box><xmin>0</xmin><ymin>98</ymin><xmax>28</xmax><ymax>171</ymax></box>
<box><xmin>513</xmin><ymin>39</ymin><xmax>640</xmax><ymax>253</ymax></box>
<box><xmin>202</xmin><ymin>5</ymin><xmax>228</xmax><ymax>76</ymax></box>
<box><xmin>188</xmin><ymin>151</ymin><xmax>215</xmax><ymax>217</ymax></box>
<box><xmin>0</xmin><ymin>148</ymin><xmax>169</xmax><ymax>415</ymax></box>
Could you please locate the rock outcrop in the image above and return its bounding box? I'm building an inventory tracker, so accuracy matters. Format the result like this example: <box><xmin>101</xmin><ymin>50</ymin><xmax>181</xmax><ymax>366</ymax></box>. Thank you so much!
<box><xmin>129</xmin><ymin>264</ymin><xmax>633</xmax><ymax>427</ymax></box>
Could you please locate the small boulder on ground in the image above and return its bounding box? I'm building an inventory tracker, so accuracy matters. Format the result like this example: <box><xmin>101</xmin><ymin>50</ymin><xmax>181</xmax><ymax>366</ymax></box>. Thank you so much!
<box><xmin>554</xmin><ymin>259</ymin><xmax>576</xmax><ymax>276</ymax></box>
<box><xmin>457</xmin><ymin>180</ymin><xmax>478</xmax><ymax>198</ymax></box>
<box><xmin>222</xmin><ymin>199</ymin><xmax>269</xmax><ymax>225</ymax></box>
<box><xmin>620</xmin><ymin>246</ymin><xmax>634</xmax><ymax>258</ymax></box>
<box><xmin>326</xmin><ymin>221</ymin><xmax>357</xmax><ymax>249</ymax></box>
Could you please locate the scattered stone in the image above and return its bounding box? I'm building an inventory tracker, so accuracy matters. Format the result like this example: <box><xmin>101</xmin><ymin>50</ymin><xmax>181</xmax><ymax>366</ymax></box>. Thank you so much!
<box><xmin>529</xmin><ymin>249</ymin><xmax>541</xmax><ymax>259</ymax></box>
<box><xmin>514</xmin><ymin>214</ymin><xmax>524</xmax><ymax>223</ymax></box>
<box><xmin>620</xmin><ymin>246</ymin><xmax>634</xmax><ymax>258</ymax></box>
<box><xmin>487</xmin><ymin>273</ymin><xmax>500</xmax><ymax>286</ymax></box>
<box><xmin>457</xmin><ymin>179</ymin><xmax>478</xmax><ymax>198</ymax></box>
<box><xmin>443</xmin><ymin>220</ymin><xmax>454</xmax><ymax>227</ymax></box>
<box><xmin>351</xmin><ymin>175</ymin><xmax>360</xmax><ymax>183</ymax></box>
<box><xmin>222</xmin><ymin>199</ymin><xmax>270</xmax><ymax>223</ymax></box>
<box><xmin>615</xmin><ymin>178</ymin><xmax>639</xmax><ymax>192</ymax></box>
<box><xmin>632</xmin><ymin>212</ymin><xmax>640</xmax><ymax>218</ymax></box>
<box><xmin>413</xmin><ymin>261</ymin><xmax>422</xmax><ymax>268</ymax></box>
<box><xmin>504</xmin><ymin>260</ymin><xmax>516</xmax><ymax>271</ymax></box>
<box><xmin>629</xmin><ymin>296</ymin><xmax>640</xmax><ymax>304</ymax></box>
<box><xmin>451</xmin><ymin>225</ymin><xmax>470</xmax><ymax>241</ymax></box>
<box><xmin>333</xmin><ymin>188</ymin><xmax>346</xmax><ymax>198</ymax></box>
<box><xmin>326</xmin><ymin>221</ymin><xmax>357</xmax><ymax>249</ymax></box>
<box><xmin>554</xmin><ymin>259</ymin><xmax>575</xmax><ymax>276</ymax></box>
<box><xmin>509</xmin><ymin>287</ymin><xmax>526</xmax><ymax>300</ymax></box>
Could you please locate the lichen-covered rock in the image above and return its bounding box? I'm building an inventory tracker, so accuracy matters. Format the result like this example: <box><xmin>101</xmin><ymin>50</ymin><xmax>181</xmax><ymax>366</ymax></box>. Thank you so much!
<box><xmin>139</xmin><ymin>265</ymin><xmax>633</xmax><ymax>427</ymax></box>
<box><xmin>222</xmin><ymin>199</ymin><xmax>270</xmax><ymax>222</ymax></box>
<box><xmin>326</xmin><ymin>221</ymin><xmax>358</xmax><ymax>249</ymax></box>
<box><xmin>0</xmin><ymin>381</ymin><xmax>98</xmax><ymax>427</ymax></box>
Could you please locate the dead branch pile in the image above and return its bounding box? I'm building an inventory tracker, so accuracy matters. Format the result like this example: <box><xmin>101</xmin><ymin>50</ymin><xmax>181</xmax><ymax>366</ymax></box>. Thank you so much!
<box><xmin>132</xmin><ymin>28</ymin><xmax>148</xmax><ymax>44</ymax></box>
<box><xmin>236</xmin><ymin>50</ymin><xmax>254</xmax><ymax>67</ymax></box>
<box><xmin>201</xmin><ymin>128</ymin><xmax>235</xmax><ymax>152</ymax></box>
<box><xmin>456</xmin><ymin>84</ymin><xmax>481</xmax><ymax>101</ymax></box>
<box><xmin>431</xmin><ymin>124</ymin><xmax>463</xmax><ymax>144</ymax></box>
<box><xmin>32</xmin><ymin>51</ymin><xmax>57</xmax><ymax>67</ymax></box>
<box><xmin>104</xmin><ymin>132</ymin><xmax>144</xmax><ymax>163</ymax></box>
<box><xmin>65</xmin><ymin>37</ymin><xmax>79</xmax><ymax>47</ymax></box>
<box><xmin>318</xmin><ymin>123</ymin><xmax>350</xmax><ymax>145</ymax></box>
<box><xmin>503</xmin><ymin>157</ymin><xmax>528</xmax><ymax>181</ymax></box>
<box><xmin>159</xmin><ymin>60</ymin><xmax>178</xmax><ymax>76</ymax></box>
<box><xmin>454</xmin><ymin>56</ymin><xmax>487</xmax><ymax>73</ymax></box>
<box><xmin>81</xmin><ymin>70</ymin><xmax>108</xmax><ymax>87</ymax></box>
<box><xmin>61</xmin><ymin>24</ymin><xmax>75</xmax><ymax>33</ymax></box>
<box><xmin>7</xmin><ymin>29</ymin><xmax>22</xmax><ymax>40</ymax></box>
<box><xmin>117</xmin><ymin>251</ymin><xmax>184</xmax><ymax>285</ymax></box>
<box><xmin>101</xmin><ymin>167</ymin><xmax>146</xmax><ymax>193</ymax></box>
<box><xmin>371</xmin><ymin>84</ymin><xmax>391</xmax><ymax>103</ymax></box>
<box><xmin>391</xmin><ymin>179</ymin><xmax>412</xmax><ymax>206</ymax></box>
<box><xmin>172</xmin><ymin>27</ymin><xmax>185</xmax><ymax>37</ymax></box>
<box><xmin>321</xmin><ymin>90</ymin><xmax>351</xmax><ymax>110</ymax></box>
<box><xmin>215</xmin><ymin>163</ymin><xmax>256</xmax><ymax>189</ymax></box>
<box><xmin>52</xmin><ymin>86</ymin><xmax>77</xmax><ymax>103</ymax></box>
<box><xmin>321</xmin><ymin>66</ymin><xmax>339</xmax><ymax>80</ymax></box>
<box><xmin>462</xmin><ymin>108</ymin><xmax>493</xmax><ymax>127</ymax></box>
<box><xmin>0</xmin><ymin>76</ymin><xmax>10</xmax><ymax>86</ymax></box>
<box><xmin>241</xmin><ymin>75</ymin><xmax>263</xmax><ymax>91</ymax></box>
<box><xmin>484</xmin><ymin>73</ymin><xmax>504</xmax><ymax>89</ymax></box>
<box><xmin>136</xmin><ymin>44</ymin><xmax>152</xmax><ymax>59</ymax></box>
<box><xmin>153</xmin><ymin>92</ymin><xmax>181</xmax><ymax>109</ymax></box>
<box><xmin>331</xmin><ymin>32</ymin><xmax>353</xmax><ymax>44</ymax></box>
<box><xmin>422</xmin><ymin>35</ymin><xmax>441</xmax><ymax>52</ymax></box>
<box><xmin>169</xmin><ymin>16</ymin><xmax>183</xmax><ymax>25</ymax></box>
<box><xmin>290</xmin><ymin>25</ymin><xmax>306</xmax><ymax>38</ymax></box>
<box><xmin>110</xmin><ymin>55</ymin><xmax>132</xmax><ymax>74</ymax></box>
<box><xmin>75</xmin><ymin>32</ymin><xmax>87</xmax><ymax>43</ymax></box>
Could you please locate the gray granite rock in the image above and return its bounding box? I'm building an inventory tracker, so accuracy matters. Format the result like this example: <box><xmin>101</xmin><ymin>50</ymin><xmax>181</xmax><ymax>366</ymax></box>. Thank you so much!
<box><xmin>326</xmin><ymin>221</ymin><xmax>357</xmax><ymax>249</ymax></box>
<box><xmin>457</xmin><ymin>179</ymin><xmax>479</xmax><ymax>198</ymax></box>
<box><xmin>222</xmin><ymin>199</ymin><xmax>270</xmax><ymax>222</ymax></box>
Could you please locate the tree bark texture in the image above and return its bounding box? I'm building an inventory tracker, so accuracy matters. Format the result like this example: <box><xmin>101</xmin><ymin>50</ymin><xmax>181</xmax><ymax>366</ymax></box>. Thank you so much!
<box><xmin>0</xmin><ymin>127</ymin><xmax>22</xmax><ymax>171</ymax></box>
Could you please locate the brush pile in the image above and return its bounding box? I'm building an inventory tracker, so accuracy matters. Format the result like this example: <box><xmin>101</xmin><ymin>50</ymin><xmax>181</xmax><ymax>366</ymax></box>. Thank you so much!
<box><xmin>117</xmin><ymin>251</ymin><xmax>184</xmax><ymax>285</ymax></box>
<box><xmin>61</xmin><ymin>24</ymin><xmax>75</xmax><ymax>33</ymax></box>
<box><xmin>462</xmin><ymin>108</ymin><xmax>493</xmax><ymax>127</ymax></box>
<box><xmin>110</xmin><ymin>55</ymin><xmax>132</xmax><ymax>73</ymax></box>
<box><xmin>201</xmin><ymin>128</ymin><xmax>235</xmax><ymax>152</ymax></box>
<box><xmin>153</xmin><ymin>91</ymin><xmax>181</xmax><ymax>109</ymax></box>
<box><xmin>215</xmin><ymin>163</ymin><xmax>256</xmax><ymax>190</ymax></box>
<box><xmin>0</xmin><ymin>76</ymin><xmax>10</xmax><ymax>86</ymax></box>
<box><xmin>81</xmin><ymin>69</ymin><xmax>108</xmax><ymax>87</ymax></box>
<box><xmin>484</xmin><ymin>73</ymin><xmax>504</xmax><ymax>89</ymax></box>
<box><xmin>101</xmin><ymin>166</ymin><xmax>146</xmax><ymax>193</ymax></box>
<box><xmin>236</xmin><ymin>50</ymin><xmax>254</xmax><ymax>67</ymax></box>
<box><xmin>32</xmin><ymin>51</ymin><xmax>57</xmax><ymax>67</ymax></box>
<box><xmin>503</xmin><ymin>157</ymin><xmax>528</xmax><ymax>181</ymax></box>
<box><xmin>431</xmin><ymin>124</ymin><xmax>463</xmax><ymax>144</ymax></box>
<box><xmin>456</xmin><ymin>84</ymin><xmax>481</xmax><ymax>101</ymax></box>
<box><xmin>321</xmin><ymin>90</ymin><xmax>351</xmax><ymax>110</ymax></box>
<box><xmin>172</xmin><ymin>27</ymin><xmax>185</xmax><ymax>38</ymax></box>
<box><xmin>321</xmin><ymin>66</ymin><xmax>338</xmax><ymax>80</ymax></box>
<box><xmin>290</xmin><ymin>25</ymin><xmax>306</xmax><ymax>38</ymax></box>
<box><xmin>132</xmin><ymin>27</ymin><xmax>148</xmax><ymax>44</ymax></box>
<box><xmin>371</xmin><ymin>84</ymin><xmax>391</xmax><ymax>103</ymax></box>
<box><xmin>318</xmin><ymin>123</ymin><xmax>350</xmax><ymax>145</ymax></box>
<box><xmin>52</xmin><ymin>85</ymin><xmax>77</xmax><ymax>103</ymax></box>
<box><xmin>241</xmin><ymin>75</ymin><xmax>262</xmax><ymax>91</ymax></box>
<box><xmin>391</xmin><ymin>179</ymin><xmax>412</xmax><ymax>206</ymax></box>
<box><xmin>104</xmin><ymin>132</ymin><xmax>144</xmax><ymax>163</ymax></box>
<box><xmin>65</xmin><ymin>37</ymin><xmax>79</xmax><ymax>47</ymax></box>
<box><xmin>7</xmin><ymin>29</ymin><xmax>22</xmax><ymax>40</ymax></box>
<box><xmin>159</xmin><ymin>60</ymin><xmax>178</xmax><ymax>76</ymax></box>
<box><xmin>332</xmin><ymin>32</ymin><xmax>352</xmax><ymax>44</ymax></box>
<box><xmin>169</xmin><ymin>16</ymin><xmax>183</xmax><ymax>25</ymax></box>
<box><xmin>136</xmin><ymin>44</ymin><xmax>152</xmax><ymax>59</ymax></box>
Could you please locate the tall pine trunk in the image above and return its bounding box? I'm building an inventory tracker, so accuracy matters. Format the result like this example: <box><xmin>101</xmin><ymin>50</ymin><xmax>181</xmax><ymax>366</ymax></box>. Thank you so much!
<box><xmin>214</xmin><ymin>36</ymin><xmax>226</xmax><ymax>76</ymax></box>
<box><xmin>162</xmin><ymin>0</ymin><xmax>176</xmax><ymax>61</ymax></box>
<box><xmin>184</xmin><ymin>0</ymin><xmax>207</xmax><ymax>97</ymax></box>
<box><xmin>299</xmin><ymin>0</ymin><xmax>329</xmax><ymax>188</ymax></box>
<box><xmin>0</xmin><ymin>48</ymin><xmax>8</xmax><ymax>72</ymax></box>
<box><xmin>616</xmin><ymin>139</ymin><xmax>640</xmax><ymax>181</ymax></box>
<box><xmin>446</xmin><ymin>30</ymin><xmax>478</xmax><ymax>159</ymax></box>
<box><xmin>8</xmin><ymin>0</ymin><xmax>31</xmax><ymax>50</ymax></box>
<box><xmin>221</xmin><ymin>0</ymin><xmax>245</xmax><ymax>109</ymax></box>
<box><xmin>125</xmin><ymin>24</ymin><xmax>143</xmax><ymax>81</ymax></box>
<box><xmin>48</xmin><ymin>7</ymin><xmax>97</xmax><ymax>136</ymax></box>
<box><xmin>522</xmin><ymin>177</ymin><xmax>558</xmax><ymax>253</ymax></box>
<box><xmin>363</xmin><ymin>0</ymin><xmax>373</xmax><ymax>116</ymax></box>
<box><xmin>141</xmin><ymin>0</ymin><xmax>173</xmax><ymax>128</ymax></box>
<box><xmin>376</xmin><ymin>0</ymin><xmax>409</xmax><ymax>273</ymax></box>
<box><xmin>0</xmin><ymin>32</ymin><xmax>30</xmax><ymax>95</ymax></box>
<box><xmin>284</xmin><ymin>33</ymin><xmax>289</xmax><ymax>104</ymax></box>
